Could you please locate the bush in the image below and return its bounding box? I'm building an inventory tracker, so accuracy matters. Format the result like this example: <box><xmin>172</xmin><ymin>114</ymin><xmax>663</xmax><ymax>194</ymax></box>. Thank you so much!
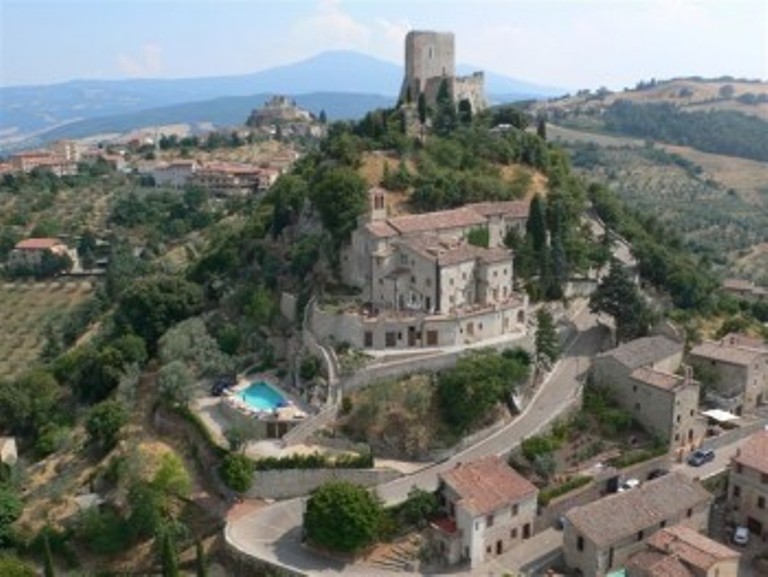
<box><xmin>76</xmin><ymin>508</ymin><xmax>130</xmax><ymax>555</ymax></box>
<box><xmin>219</xmin><ymin>453</ymin><xmax>254</xmax><ymax>493</ymax></box>
<box><xmin>538</xmin><ymin>476</ymin><xmax>592</xmax><ymax>506</ymax></box>
<box><xmin>608</xmin><ymin>446</ymin><xmax>667</xmax><ymax>469</ymax></box>
<box><xmin>521</xmin><ymin>434</ymin><xmax>561</xmax><ymax>462</ymax></box>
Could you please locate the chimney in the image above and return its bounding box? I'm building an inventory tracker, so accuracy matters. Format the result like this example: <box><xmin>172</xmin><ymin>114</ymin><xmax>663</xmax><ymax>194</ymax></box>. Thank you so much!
<box><xmin>683</xmin><ymin>364</ymin><xmax>693</xmax><ymax>385</ymax></box>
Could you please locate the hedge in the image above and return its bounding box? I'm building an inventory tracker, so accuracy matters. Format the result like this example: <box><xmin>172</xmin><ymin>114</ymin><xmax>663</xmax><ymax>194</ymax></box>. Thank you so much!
<box><xmin>538</xmin><ymin>476</ymin><xmax>592</xmax><ymax>506</ymax></box>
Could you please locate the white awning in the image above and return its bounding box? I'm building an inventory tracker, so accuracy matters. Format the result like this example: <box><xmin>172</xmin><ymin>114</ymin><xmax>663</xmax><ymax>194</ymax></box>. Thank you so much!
<box><xmin>701</xmin><ymin>409</ymin><xmax>739</xmax><ymax>422</ymax></box>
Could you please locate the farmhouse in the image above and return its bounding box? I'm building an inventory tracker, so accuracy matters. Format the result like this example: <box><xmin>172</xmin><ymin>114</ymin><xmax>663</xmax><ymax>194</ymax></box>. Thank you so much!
<box><xmin>430</xmin><ymin>456</ymin><xmax>537</xmax><ymax>568</ymax></box>
<box><xmin>564</xmin><ymin>472</ymin><xmax>713</xmax><ymax>577</ymax></box>
<box><xmin>592</xmin><ymin>335</ymin><xmax>704</xmax><ymax>450</ymax></box>
<box><xmin>9</xmin><ymin>238</ymin><xmax>70</xmax><ymax>269</ymax></box>
<box><xmin>729</xmin><ymin>429</ymin><xmax>768</xmax><ymax>541</ymax></box>
<box><xmin>325</xmin><ymin>188</ymin><xmax>529</xmax><ymax>349</ymax></box>
<box><xmin>688</xmin><ymin>333</ymin><xmax>768</xmax><ymax>415</ymax></box>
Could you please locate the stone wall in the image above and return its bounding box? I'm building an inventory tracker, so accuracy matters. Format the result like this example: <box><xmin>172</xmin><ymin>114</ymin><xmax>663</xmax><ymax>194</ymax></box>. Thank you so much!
<box><xmin>246</xmin><ymin>468</ymin><xmax>401</xmax><ymax>500</ymax></box>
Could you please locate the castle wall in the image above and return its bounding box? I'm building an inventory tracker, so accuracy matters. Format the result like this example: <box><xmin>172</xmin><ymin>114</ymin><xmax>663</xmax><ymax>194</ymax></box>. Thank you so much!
<box><xmin>455</xmin><ymin>72</ymin><xmax>487</xmax><ymax>112</ymax></box>
<box><xmin>400</xmin><ymin>31</ymin><xmax>455</xmax><ymax>103</ymax></box>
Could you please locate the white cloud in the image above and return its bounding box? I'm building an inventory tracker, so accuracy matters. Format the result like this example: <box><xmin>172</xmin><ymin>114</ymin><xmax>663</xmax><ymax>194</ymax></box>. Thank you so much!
<box><xmin>292</xmin><ymin>0</ymin><xmax>371</xmax><ymax>52</ymax></box>
<box><xmin>117</xmin><ymin>43</ymin><xmax>164</xmax><ymax>77</ymax></box>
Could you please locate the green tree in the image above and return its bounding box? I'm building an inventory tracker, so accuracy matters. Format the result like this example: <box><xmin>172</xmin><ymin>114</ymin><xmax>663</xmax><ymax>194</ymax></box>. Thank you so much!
<box><xmin>0</xmin><ymin>486</ymin><xmax>23</xmax><ymax>546</ymax></box>
<box><xmin>85</xmin><ymin>400</ymin><xmax>128</xmax><ymax>451</ymax></box>
<box><xmin>43</xmin><ymin>531</ymin><xmax>55</xmax><ymax>577</ymax></box>
<box><xmin>437</xmin><ymin>350</ymin><xmax>529</xmax><ymax>434</ymax></box>
<box><xmin>319</xmin><ymin>109</ymin><xmax>327</xmax><ymax>124</ymax></box>
<box><xmin>219</xmin><ymin>453</ymin><xmax>254</xmax><ymax>493</ymax></box>
<box><xmin>157</xmin><ymin>361</ymin><xmax>194</xmax><ymax>406</ymax></box>
<box><xmin>458</xmin><ymin>99</ymin><xmax>473</xmax><ymax>125</ymax></box>
<box><xmin>304</xmin><ymin>481</ymin><xmax>383</xmax><ymax>553</ymax></box>
<box><xmin>195</xmin><ymin>538</ymin><xmax>207</xmax><ymax>577</ymax></box>
<box><xmin>311</xmin><ymin>167</ymin><xmax>367</xmax><ymax>248</ymax></box>
<box><xmin>536</xmin><ymin>116</ymin><xmax>547</xmax><ymax>140</ymax></box>
<box><xmin>417</xmin><ymin>92</ymin><xmax>428</xmax><ymax>125</ymax></box>
<box><xmin>0</xmin><ymin>369</ymin><xmax>60</xmax><ymax>438</ymax></box>
<box><xmin>117</xmin><ymin>275</ymin><xmax>204</xmax><ymax>349</ymax></box>
<box><xmin>526</xmin><ymin>194</ymin><xmax>547</xmax><ymax>257</ymax></box>
<box><xmin>466</xmin><ymin>227</ymin><xmax>490</xmax><ymax>248</ymax></box>
<box><xmin>152</xmin><ymin>453</ymin><xmax>192</xmax><ymax>500</ymax></box>
<box><xmin>433</xmin><ymin>78</ymin><xmax>457</xmax><ymax>136</ymax></box>
<box><xmin>535</xmin><ymin>308</ymin><xmax>560</xmax><ymax>368</ymax></box>
<box><xmin>160</xmin><ymin>529</ymin><xmax>179</xmax><ymax>577</ymax></box>
<box><xmin>0</xmin><ymin>555</ymin><xmax>36</xmax><ymax>577</ymax></box>
<box><xmin>589</xmin><ymin>260</ymin><xmax>652</xmax><ymax>344</ymax></box>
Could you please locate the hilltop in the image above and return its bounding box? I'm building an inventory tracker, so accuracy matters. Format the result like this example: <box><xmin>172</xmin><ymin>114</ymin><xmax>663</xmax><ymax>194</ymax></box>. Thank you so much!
<box><xmin>530</xmin><ymin>77</ymin><xmax>768</xmax><ymax>283</ymax></box>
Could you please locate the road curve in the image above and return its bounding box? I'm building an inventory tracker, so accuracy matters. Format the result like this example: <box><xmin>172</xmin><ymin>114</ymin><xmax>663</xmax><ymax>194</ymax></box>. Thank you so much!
<box><xmin>226</xmin><ymin>307</ymin><xmax>605</xmax><ymax>576</ymax></box>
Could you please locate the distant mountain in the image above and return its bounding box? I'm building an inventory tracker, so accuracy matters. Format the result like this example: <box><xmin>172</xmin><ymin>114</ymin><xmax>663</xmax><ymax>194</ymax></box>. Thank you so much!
<box><xmin>32</xmin><ymin>92</ymin><xmax>396</xmax><ymax>144</ymax></box>
<box><xmin>0</xmin><ymin>50</ymin><xmax>566</xmax><ymax>148</ymax></box>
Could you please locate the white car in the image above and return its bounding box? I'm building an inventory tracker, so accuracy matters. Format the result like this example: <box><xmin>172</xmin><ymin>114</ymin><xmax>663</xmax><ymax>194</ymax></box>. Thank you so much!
<box><xmin>733</xmin><ymin>526</ymin><xmax>749</xmax><ymax>546</ymax></box>
<box><xmin>618</xmin><ymin>478</ymin><xmax>640</xmax><ymax>492</ymax></box>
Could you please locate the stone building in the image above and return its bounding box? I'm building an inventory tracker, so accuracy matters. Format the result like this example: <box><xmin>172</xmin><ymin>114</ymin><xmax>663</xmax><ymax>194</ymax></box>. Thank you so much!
<box><xmin>9</xmin><ymin>238</ymin><xmax>70</xmax><ymax>269</ymax></box>
<box><xmin>151</xmin><ymin>159</ymin><xmax>198</xmax><ymax>189</ymax></box>
<box><xmin>563</xmin><ymin>472</ymin><xmax>713</xmax><ymax>577</ymax></box>
<box><xmin>325</xmin><ymin>188</ymin><xmax>529</xmax><ymax>350</ymax></box>
<box><xmin>729</xmin><ymin>429</ymin><xmax>768</xmax><ymax>540</ymax></box>
<box><xmin>592</xmin><ymin>335</ymin><xmax>705</xmax><ymax>450</ymax></box>
<box><xmin>399</xmin><ymin>31</ymin><xmax>486</xmax><ymax>113</ymax></box>
<box><xmin>430</xmin><ymin>456</ymin><xmax>537</xmax><ymax>568</ymax></box>
<box><xmin>688</xmin><ymin>333</ymin><xmax>768</xmax><ymax>415</ymax></box>
<box><xmin>625</xmin><ymin>524</ymin><xmax>740</xmax><ymax>577</ymax></box>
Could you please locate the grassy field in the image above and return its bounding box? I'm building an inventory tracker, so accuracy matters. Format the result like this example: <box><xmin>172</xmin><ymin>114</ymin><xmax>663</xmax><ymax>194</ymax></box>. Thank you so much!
<box><xmin>0</xmin><ymin>280</ymin><xmax>95</xmax><ymax>379</ymax></box>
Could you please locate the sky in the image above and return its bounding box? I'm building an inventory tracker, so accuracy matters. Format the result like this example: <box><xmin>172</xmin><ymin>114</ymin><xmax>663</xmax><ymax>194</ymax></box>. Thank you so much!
<box><xmin>1</xmin><ymin>0</ymin><xmax>767</xmax><ymax>90</ymax></box>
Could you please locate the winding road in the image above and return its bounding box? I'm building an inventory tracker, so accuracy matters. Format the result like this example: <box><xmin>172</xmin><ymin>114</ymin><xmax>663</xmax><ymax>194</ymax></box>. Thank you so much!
<box><xmin>225</xmin><ymin>305</ymin><xmax>608</xmax><ymax>575</ymax></box>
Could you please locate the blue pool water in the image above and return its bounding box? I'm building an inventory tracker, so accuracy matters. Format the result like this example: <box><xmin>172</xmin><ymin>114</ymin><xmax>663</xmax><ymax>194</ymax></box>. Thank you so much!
<box><xmin>240</xmin><ymin>381</ymin><xmax>287</xmax><ymax>412</ymax></box>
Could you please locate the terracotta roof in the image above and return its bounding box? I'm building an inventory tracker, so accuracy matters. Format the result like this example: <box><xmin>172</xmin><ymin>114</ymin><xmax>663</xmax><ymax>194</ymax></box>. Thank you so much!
<box><xmin>598</xmin><ymin>335</ymin><xmax>683</xmax><ymax>370</ymax></box>
<box><xmin>440</xmin><ymin>456</ymin><xmax>537</xmax><ymax>516</ymax></box>
<box><xmin>625</xmin><ymin>550</ymin><xmax>694</xmax><ymax>577</ymax></box>
<box><xmin>733</xmin><ymin>430</ymin><xmax>768</xmax><ymax>475</ymax></box>
<box><xmin>645</xmin><ymin>525</ymin><xmax>739</xmax><ymax>570</ymax></box>
<box><xmin>630</xmin><ymin>367</ymin><xmax>694</xmax><ymax>392</ymax></box>
<box><xmin>365</xmin><ymin>221</ymin><xmax>399</xmax><ymax>238</ymax></box>
<box><xmin>400</xmin><ymin>235</ymin><xmax>512</xmax><ymax>267</ymax></box>
<box><xmin>387</xmin><ymin>207</ymin><xmax>487</xmax><ymax>235</ymax></box>
<box><xmin>14</xmin><ymin>238</ymin><xmax>64</xmax><ymax>250</ymax></box>
<box><xmin>689</xmin><ymin>341</ymin><xmax>766</xmax><ymax>367</ymax></box>
<box><xmin>565</xmin><ymin>473</ymin><xmax>712</xmax><ymax>548</ymax></box>
<box><xmin>465</xmin><ymin>201</ymin><xmax>529</xmax><ymax>219</ymax></box>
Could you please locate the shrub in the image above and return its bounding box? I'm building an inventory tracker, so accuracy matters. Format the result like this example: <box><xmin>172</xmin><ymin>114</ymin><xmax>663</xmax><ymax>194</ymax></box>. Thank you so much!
<box><xmin>538</xmin><ymin>476</ymin><xmax>592</xmax><ymax>506</ymax></box>
<box><xmin>521</xmin><ymin>434</ymin><xmax>561</xmax><ymax>462</ymax></box>
<box><xmin>219</xmin><ymin>453</ymin><xmax>254</xmax><ymax>493</ymax></box>
<box><xmin>608</xmin><ymin>446</ymin><xmax>667</xmax><ymax>469</ymax></box>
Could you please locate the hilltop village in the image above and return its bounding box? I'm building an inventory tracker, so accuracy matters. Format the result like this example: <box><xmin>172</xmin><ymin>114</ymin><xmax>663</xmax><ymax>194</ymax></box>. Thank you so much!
<box><xmin>0</xmin><ymin>30</ymin><xmax>767</xmax><ymax>577</ymax></box>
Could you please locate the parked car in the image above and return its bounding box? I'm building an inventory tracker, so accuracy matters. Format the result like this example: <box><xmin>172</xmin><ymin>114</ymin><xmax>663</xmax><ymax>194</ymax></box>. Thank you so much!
<box><xmin>618</xmin><ymin>478</ymin><xmax>640</xmax><ymax>492</ymax></box>
<box><xmin>647</xmin><ymin>468</ymin><xmax>669</xmax><ymax>480</ymax></box>
<box><xmin>733</xmin><ymin>526</ymin><xmax>749</xmax><ymax>546</ymax></box>
<box><xmin>687</xmin><ymin>449</ymin><xmax>715</xmax><ymax>467</ymax></box>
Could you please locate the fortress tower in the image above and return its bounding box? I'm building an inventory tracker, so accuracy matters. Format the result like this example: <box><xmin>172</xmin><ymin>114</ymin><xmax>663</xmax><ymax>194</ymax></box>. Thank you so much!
<box><xmin>399</xmin><ymin>30</ymin><xmax>486</xmax><ymax>113</ymax></box>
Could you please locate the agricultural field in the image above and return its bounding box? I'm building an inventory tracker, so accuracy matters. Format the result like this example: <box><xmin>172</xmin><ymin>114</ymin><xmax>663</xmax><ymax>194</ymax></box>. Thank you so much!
<box><xmin>0</xmin><ymin>280</ymin><xmax>95</xmax><ymax>378</ymax></box>
<box><xmin>550</xmin><ymin>124</ymin><xmax>768</xmax><ymax>280</ymax></box>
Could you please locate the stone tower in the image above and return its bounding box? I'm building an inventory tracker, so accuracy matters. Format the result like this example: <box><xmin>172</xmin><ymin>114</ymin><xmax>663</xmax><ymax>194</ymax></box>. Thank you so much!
<box><xmin>399</xmin><ymin>30</ymin><xmax>486</xmax><ymax>113</ymax></box>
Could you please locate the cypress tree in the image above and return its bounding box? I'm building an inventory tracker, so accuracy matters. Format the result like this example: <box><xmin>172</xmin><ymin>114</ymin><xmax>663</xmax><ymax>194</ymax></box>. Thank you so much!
<box><xmin>195</xmin><ymin>538</ymin><xmax>207</xmax><ymax>577</ymax></box>
<box><xmin>43</xmin><ymin>531</ymin><xmax>55</xmax><ymax>577</ymax></box>
<box><xmin>161</xmin><ymin>531</ymin><xmax>179</xmax><ymax>577</ymax></box>
<box><xmin>526</xmin><ymin>194</ymin><xmax>548</xmax><ymax>257</ymax></box>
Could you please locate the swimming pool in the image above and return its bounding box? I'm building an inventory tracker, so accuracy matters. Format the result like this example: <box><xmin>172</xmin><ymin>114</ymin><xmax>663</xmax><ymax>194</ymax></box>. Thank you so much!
<box><xmin>239</xmin><ymin>381</ymin><xmax>287</xmax><ymax>412</ymax></box>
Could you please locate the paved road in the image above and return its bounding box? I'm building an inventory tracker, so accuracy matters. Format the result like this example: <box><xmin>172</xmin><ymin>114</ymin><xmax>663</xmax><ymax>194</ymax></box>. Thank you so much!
<box><xmin>225</xmin><ymin>306</ymin><xmax>607</xmax><ymax>576</ymax></box>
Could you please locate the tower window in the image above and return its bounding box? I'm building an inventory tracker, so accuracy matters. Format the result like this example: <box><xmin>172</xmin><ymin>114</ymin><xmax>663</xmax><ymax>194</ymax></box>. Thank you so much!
<box><xmin>429</xmin><ymin>47</ymin><xmax>433</xmax><ymax>59</ymax></box>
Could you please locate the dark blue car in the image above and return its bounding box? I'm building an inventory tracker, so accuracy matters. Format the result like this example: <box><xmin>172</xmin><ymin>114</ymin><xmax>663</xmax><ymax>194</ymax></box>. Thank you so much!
<box><xmin>687</xmin><ymin>449</ymin><xmax>715</xmax><ymax>467</ymax></box>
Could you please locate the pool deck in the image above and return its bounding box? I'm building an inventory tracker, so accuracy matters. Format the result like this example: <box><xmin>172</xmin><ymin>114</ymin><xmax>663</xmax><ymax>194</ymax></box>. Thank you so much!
<box><xmin>222</xmin><ymin>373</ymin><xmax>310</xmax><ymax>422</ymax></box>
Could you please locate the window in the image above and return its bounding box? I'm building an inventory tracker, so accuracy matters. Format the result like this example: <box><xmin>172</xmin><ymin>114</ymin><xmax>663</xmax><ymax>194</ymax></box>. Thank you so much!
<box><xmin>686</xmin><ymin>508</ymin><xmax>692</xmax><ymax>518</ymax></box>
<box><xmin>736</xmin><ymin>464</ymin><xmax>743</xmax><ymax>474</ymax></box>
<box><xmin>364</xmin><ymin>332</ymin><xmax>373</xmax><ymax>348</ymax></box>
<box><xmin>512</xmin><ymin>504</ymin><xmax>519</xmax><ymax>516</ymax></box>
<box><xmin>734</xmin><ymin>485</ymin><xmax>741</xmax><ymax>498</ymax></box>
<box><xmin>486</xmin><ymin>514</ymin><xmax>494</xmax><ymax>527</ymax></box>
<box><xmin>633</xmin><ymin>385</ymin><xmax>637</xmax><ymax>393</ymax></box>
<box><xmin>385</xmin><ymin>332</ymin><xmax>396</xmax><ymax>347</ymax></box>
<box><xmin>759</xmin><ymin>496</ymin><xmax>765</xmax><ymax>510</ymax></box>
<box><xmin>676</xmin><ymin>415</ymin><xmax>681</xmax><ymax>423</ymax></box>
<box><xmin>411</xmin><ymin>275</ymin><xmax>416</xmax><ymax>284</ymax></box>
<box><xmin>637</xmin><ymin>530</ymin><xmax>644</xmax><ymax>541</ymax></box>
<box><xmin>660</xmin><ymin>520</ymin><xmax>667</xmax><ymax>528</ymax></box>
<box><xmin>634</xmin><ymin>402</ymin><xmax>640</xmax><ymax>411</ymax></box>
<box><xmin>511</xmin><ymin>528</ymin><xmax>517</xmax><ymax>539</ymax></box>
<box><xmin>577</xmin><ymin>536</ymin><xmax>584</xmax><ymax>551</ymax></box>
<box><xmin>762</xmin><ymin>473</ymin><xmax>768</xmax><ymax>484</ymax></box>
<box><xmin>690</xmin><ymin>409</ymin><xmax>694</xmax><ymax>416</ymax></box>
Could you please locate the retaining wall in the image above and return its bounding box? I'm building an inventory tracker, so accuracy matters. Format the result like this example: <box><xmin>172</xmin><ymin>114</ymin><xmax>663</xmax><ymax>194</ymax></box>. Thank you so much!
<box><xmin>700</xmin><ymin>416</ymin><xmax>768</xmax><ymax>452</ymax></box>
<box><xmin>246</xmin><ymin>468</ymin><xmax>401</xmax><ymax>500</ymax></box>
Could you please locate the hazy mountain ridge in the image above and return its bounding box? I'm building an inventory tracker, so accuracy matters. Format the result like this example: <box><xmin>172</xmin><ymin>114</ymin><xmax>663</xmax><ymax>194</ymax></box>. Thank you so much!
<box><xmin>1</xmin><ymin>50</ymin><xmax>565</xmax><ymax>146</ymax></box>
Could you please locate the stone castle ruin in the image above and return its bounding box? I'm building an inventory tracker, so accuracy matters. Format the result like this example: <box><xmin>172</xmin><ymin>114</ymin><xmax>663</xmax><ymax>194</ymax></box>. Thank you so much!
<box><xmin>399</xmin><ymin>31</ymin><xmax>487</xmax><ymax>113</ymax></box>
